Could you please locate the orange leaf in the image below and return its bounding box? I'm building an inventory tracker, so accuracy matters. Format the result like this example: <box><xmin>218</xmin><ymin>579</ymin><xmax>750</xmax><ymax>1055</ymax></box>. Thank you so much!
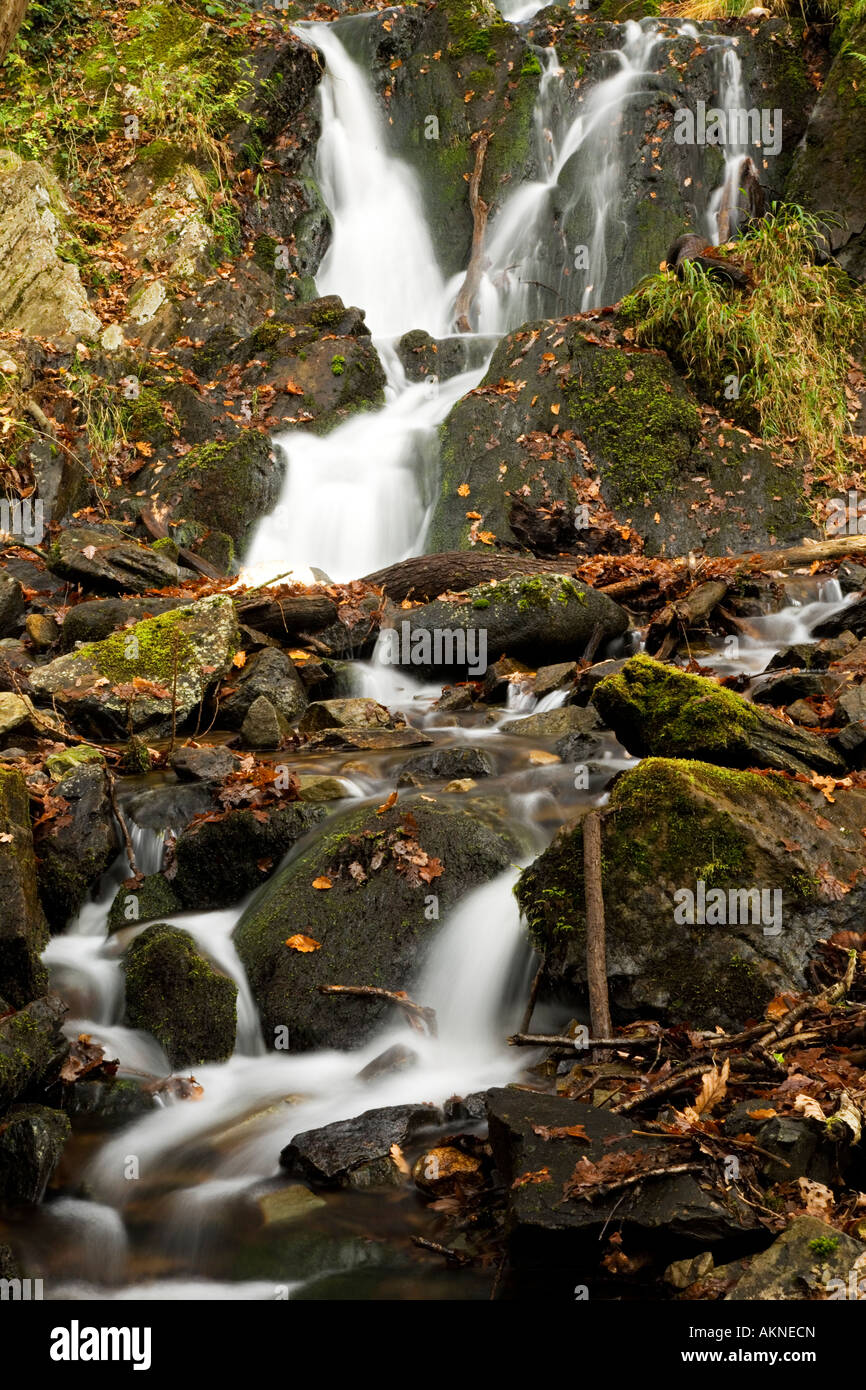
<box><xmin>376</xmin><ymin>790</ymin><xmax>398</xmax><ymax>815</ymax></box>
<box><xmin>232</xmin><ymin>650</ymin><xmax>246</xmax><ymax>668</ymax></box>
<box><xmin>311</xmin><ymin>876</ymin><xmax>332</xmax><ymax>890</ymax></box>
<box><xmin>285</xmin><ymin>934</ymin><xmax>321</xmax><ymax>952</ymax></box>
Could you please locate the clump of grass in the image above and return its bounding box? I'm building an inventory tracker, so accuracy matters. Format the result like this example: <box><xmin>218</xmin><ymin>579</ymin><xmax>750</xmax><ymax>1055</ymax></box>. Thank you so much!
<box><xmin>664</xmin><ymin>0</ymin><xmax>864</xmax><ymax>27</ymax></box>
<box><xmin>619</xmin><ymin>205</ymin><xmax>866</xmax><ymax>464</ymax></box>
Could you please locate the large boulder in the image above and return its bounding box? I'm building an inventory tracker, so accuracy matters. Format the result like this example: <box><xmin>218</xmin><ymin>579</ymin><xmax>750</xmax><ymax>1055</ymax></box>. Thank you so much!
<box><xmin>59</xmin><ymin>596</ymin><xmax>187</xmax><ymax>652</ymax></box>
<box><xmin>35</xmin><ymin>763</ymin><xmax>118</xmax><ymax>931</ymax></box>
<box><xmin>220</xmin><ymin>647</ymin><xmax>307</xmax><ymax>728</ymax></box>
<box><xmin>169</xmin><ymin>801</ymin><xmax>326</xmax><ymax>912</ymax></box>
<box><xmin>516</xmin><ymin>756</ymin><xmax>866</xmax><ymax>1028</ymax></box>
<box><xmin>429</xmin><ymin>316</ymin><xmax>812</xmax><ymax>558</ymax></box>
<box><xmin>280</xmin><ymin>1103</ymin><xmax>441</xmax><ymax>1189</ymax></box>
<box><xmin>722</xmin><ymin>1216</ymin><xmax>866</xmax><ymax>1301</ymax></box>
<box><xmin>29</xmin><ymin>593</ymin><xmax>239</xmax><ymax>737</ymax></box>
<box><xmin>0</xmin><ymin>768</ymin><xmax>49</xmax><ymax>1007</ymax></box>
<box><xmin>122</xmin><ymin>923</ymin><xmax>237</xmax><ymax>1069</ymax></box>
<box><xmin>234</xmin><ymin>797</ymin><xmax>519</xmax><ymax>1049</ymax></box>
<box><xmin>48</xmin><ymin>526</ymin><xmax>185</xmax><ymax>594</ymax></box>
<box><xmin>383</xmin><ymin>572</ymin><xmax>629</xmax><ymax>674</ymax></box>
<box><xmin>0</xmin><ymin>160</ymin><xmax>101</xmax><ymax>338</ymax></box>
<box><xmin>593</xmin><ymin>654</ymin><xmax>845</xmax><ymax>776</ymax></box>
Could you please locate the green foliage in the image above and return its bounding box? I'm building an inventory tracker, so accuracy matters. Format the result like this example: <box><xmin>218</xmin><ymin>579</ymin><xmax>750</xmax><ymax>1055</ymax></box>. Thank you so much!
<box><xmin>619</xmin><ymin>205</ymin><xmax>866</xmax><ymax>464</ymax></box>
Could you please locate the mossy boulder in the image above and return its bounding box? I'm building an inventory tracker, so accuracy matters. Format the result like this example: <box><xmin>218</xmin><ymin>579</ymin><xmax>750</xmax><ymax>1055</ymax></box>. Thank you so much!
<box><xmin>430</xmin><ymin>315</ymin><xmax>813</xmax><ymax>558</ymax></box>
<box><xmin>0</xmin><ymin>768</ymin><xmax>49</xmax><ymax>1007</ymax></box>
<box><xmin>385</xmin><ymin>572</ymin><xmax>629</xmax><ymax>672</ymax></box>
<box><xmin>170</xmin><ymin>801</ymin><xmax>326</xmax><ymax>912</ymax></box>
<box><xmin>44</xmin><ymin>745</ymin><xmax>105</xmax><ymax>780</ymax></box>
<box><xmin>0</xmin><ymin>1104</ymin><xmax>71</xmax><ymax>1205</ymax></box>
<box><xmin>593</xmin><ymin>654</ymin><xmax>845</xmax><ymax>776</ymax></box>
<box><xmin>517</xmin><ymin>756</ymin><xmax>866</xmax><ymax>1028</ymax></box>
<box><xmin>107</xmin><ymin>872</ymin><xmax>181</xmax><ymax>936</ymax></box>
<box><xmin>135</xmin><ymin>431</ymin><xmax>282</xmax><ymax>556</ymax></box>
<box><xmin>123</xmin><ymin>923</ymin><xmax>237</xmax><ymax>1069</ymax></box>
<box><xmin>35</xmin><ymin>763</ymin><xmax>118</xmax><ymax>932</ymax></box>
<box><xmin>0</xmin><ymin>996</ymin><xmax>68</xmax><ymax>1110</ymax></box>
<box><xmin>234</xmin><ymin>796</ymin><xmax>519</xmax><ymax>1050</ymax></box>
<box><xmin>29</xmin><ymin>594</ymin><xmax>240</xmax><ymax>737</ymax></box>
<box><xmin>59</xmin><ymin>596</ymin><xmax>187</xmax><ymax>652</ymax></box>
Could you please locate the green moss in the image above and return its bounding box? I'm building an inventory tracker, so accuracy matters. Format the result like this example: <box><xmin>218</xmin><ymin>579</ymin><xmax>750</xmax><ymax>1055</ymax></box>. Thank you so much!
<box><xmin>595</xmin><ymin>654</ymin><xmax>763</xmax><ymax>759</ymax></box>
<box><xmin>76</xmin><ymin>604</ymin><xmax>197</xmax><ymax>686</ymax></box>
<box><xmin>123</xmin><ymin>922</ymin><xmax>236</xmax><ymax>1068</ymax></box>
<box><xmin>809</xmin><ymin>1235</ymin><xmax>840</xmax><ymax>1256</ymax></box>
<box><xmin>330</xmin><ymin>354</ymin><xmax>346</xmax><ymax>377</ymax></box>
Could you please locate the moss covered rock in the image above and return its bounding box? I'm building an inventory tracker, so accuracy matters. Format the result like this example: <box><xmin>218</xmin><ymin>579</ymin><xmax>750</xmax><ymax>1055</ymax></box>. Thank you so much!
<box><xmin>107</xmin><ymin>872</ymin><xmax>181</xmax><ymax>936</ymax></box>
<box><xmin>0</xmin><ymin>1104</ymin><xmax>70</xmax><ymax>1205</ymax></box>
<box><xmin>516</xmin><ymin>756</ymin><xmax>866</xmax><ymax>1028</ymax></box>
<box><xmin>0</xmin><ymin>768</ymin><xmax>49</xmax><ymax>1007</ymax></box>
<box><xmin>29</xmin><ymin>593</ymin><xmax>239</xmax><ymax>738</ymax></box>
<box><xmin>35</xmin><ymin>763</ymin><xmax>118</xmax><ymax>932</ymax></box>
<box><xmin>0</xmin><ymin>996</ymin><xmax>68</xmax><ymax>1110</ymax></box>
<box><xmin>123</xmin><ymin>923</ymin><xmax>237</xmax><ymax>1069</ymax></box>
<box><xmin>593</xmin><ymin>654</ymin><xmax>845</xmax><ymax>776</ymax></box>
<box><xmin>430</xmin><ymin>315</ymin><xmax>813</xmax><ymax>557</ymax></box>
<box><xmin>234</xmin><ymin>796</ymin><xmax>519</xmax><ymax>1050</ymax></box>
<box><xmin>170</xmin><ymin>801</ymin><xmax>326</xmax><ymax>912</ymax></box>
<box><xmin>48</xmin><ymin>525</ymin><xmax>185</xmax><ymax>594</ymax></box>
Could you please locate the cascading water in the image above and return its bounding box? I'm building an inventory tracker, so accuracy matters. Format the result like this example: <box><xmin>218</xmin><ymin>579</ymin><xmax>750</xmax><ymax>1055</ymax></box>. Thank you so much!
<box><xmin>704</xmin><ymin>38</ymin><xmax>749</xmax><ymax>243</ymax></box>
<box><xmin>18</xmin><ymin>9</ymin><xmax>848</xmax><ymax>1303</ymax></box>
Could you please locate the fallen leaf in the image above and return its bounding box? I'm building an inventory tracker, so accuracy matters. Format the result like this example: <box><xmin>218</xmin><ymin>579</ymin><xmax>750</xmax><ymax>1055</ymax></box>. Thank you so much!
<box><xmin>311</xmin><ymin>876</ymin><xmax>332</xmax><ymax>891</ymax></box>
<box><xmin>285</xmin><ymin>934</ymin><xmax>321</xmax><ymax>952</ymax></box>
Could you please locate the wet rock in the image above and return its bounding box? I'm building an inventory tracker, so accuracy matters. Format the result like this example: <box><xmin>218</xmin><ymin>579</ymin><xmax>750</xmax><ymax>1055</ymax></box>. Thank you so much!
<box><xmin>296</xmin><ymin>774</ymin><xmax>350</xmax><ymax>802</ymax></box>
<box><xmin>0</xmin><ymin>1104</ymin><xmax>70</xmax><ymax>1205</ymax></box>
<box><xmin>257</xmin><ymin>1185</ymin><xmax>327</xmax><ymax>1226</ymax></box>
<box><xmin>555</xmin><ymin>730</ymin><xmax>604</xmax><ymax>764</ymax></box>
<box><xmin>435</xmin><ymin>685</ymin><xmax>475</xmax><ymax>712</ymax></box>
<box><xmin>0</xmin><ymin>768</ymin><xmax>49</xmax><ymax>1006</ymax></box>
<box><xmin>412</xmin><ymin>1145</ymin><xmax>485</xmax><ymax>1197</ymax></box>
<box><xmin>169</xmin><ymin>744</ymin><xmax>238</xmax><ymax>783</ymax></box>
<box><xmin>752</xmin><ymin>670</ymin><xmax>826</xmax><ymax>706</ymax></box>
<box><xmin>836</xmin><ymin>561</ymin><xmax>866</xmax><ymax>593</ymax></box>
<box><xmin>385</xmin><ymin>573</ymin><xmax>629</xmax><ymax>674</ymax></box>
<box><xmin>59</xmin><ymin>596</ymin><xmax>186</xmax><ymax>652</ymax></box>
<box><xmin>443</xmin><ymin>1092</ymin><xmax>489</xmax><ymax>1124</ymax></box>
<box><xmin>48</xmin><ymin>526</ymin><xmax>184</xmax><ymax>594</ymax></box>
<box><xmin>356</xmin><ymin>1044</ymin><xmax>418</xmax><ymax>1084</ymax></box>
<box><xmin>765</xmin><ymin>635</ymin><xmax>858</xmax><ymax>670</ymax></box>
<box><xmin>35</xmin><ymin>764</ymin><xmax>119</xmax><ymax>932</ymax></box>
<box><xmin>482</xmin><ymin>656</ymin><xmax>533</xmax><ymax>702</ymax></box>
<box><xmin>395</xmin><ymin>329</ymin><xmax>478</xmax><ymax>382</ymax></box>
<box><xmin>0</xmin><ymin>570</ymin><xmax>24</xmax><ymax>636</ymax></box>
<box><xmin>107</xmin><ymin>873</ymin><xmax>181</xmax><ymax>935</ymax></box>
<box><xmin>517</xmin><ymin>756</ymin><xmax>866</xmax><ymax>1029</ymax></box>
<box><xmin>786</xmin><ymin>699</ymin><xmax>821</xmax><ymax>726</ymax></box>
<box><xmin>396</xmin><ymin>746</ymin><xmax>495</xmax><ymax>786</ymax></box>
<box><xmin>44</xmin><ymin>744</ymin><xmax>104</xmax><ymax>780</ymax></box>
<box><xmin>220</xmin><ymin>647</ymin><xmax>307</xmax><ymax>729</ymax></box>
<box><xmin>298</xmin><ymin>698</ymin><xmax>398</xmax><ymax>734</ymax></box>
<box><xmin>235</xmin><ymin>797</ymin><xmax>518</xmax><ymax>1049</ymax></box>
<box><xmin>723</xmin><ymin>1216</ymin><xmax>866</xmax><ymax>1300</ymax></box>
<box><xmin>241</xmin><ymin>695</ymin><xmax>285</xmax><ymax>750</ymax></box>
<box><xmin>123</xmin><ymin>923</ymin><xmax>237</xmax><ymax>1069</ymax></box>
<box><xmin>57</xmin><ymin>1076</ymin><xmax>157</xmax><ymax>1128</ymax></box>
<box><xmin>486</xmin><ymin>1087</ymin><xmax>755</xmax><ymax>1295</ymax></box>
<box><xmin>836</xmin><ymin>685</ymin><xmax>866</xmax><ymax>725</ymax></box>
<box><xmin>170</xmin><ymin>802</ymin><xmax>325</xmax><ymax>912</ymax></box>
<box><xmin>0</xmin><ymin>996</ymin><xmax>68</xmax><ymax>1109</ymax></box>
<box><xmin>814</xmin><ymin>595</ymin><xmax>866</xmax><ymax>639</ymax></box>
<box><xmin>532</xmin><ymin>662</ymin><xmax>579</xmax><ymax>698</ymax></box>
<box><xmin>304</xmin><ymin>727</ymin><xmax>433</xmax><ymax>753</ymax></box>
<box><xmin>30</xmin><ymin>594</ymin><xmax>240</xmax><ymax>738</ymax></box>
<box><xmin>0</xmin><ymin>160</ymin><xmax>101</xmax><ymax>338</ymax></box>
<box><xmin>126</xmin><ymin>782</ymin><xmax>216</xmax><ymax>836</ymax></box>
<box><xmin>593</xmin><ymin>655</ymin><xmax>845</xmax><ymax>776</ymax></box>
<box><xmin>280</xmin><ymin>1103</ymin><xmax>441</xmax><ymax>1188</ymax></box>
<box><xmin>505</xmin><ymin>704</ymin><xmax>600</xmax><ymax>740</ymax></box>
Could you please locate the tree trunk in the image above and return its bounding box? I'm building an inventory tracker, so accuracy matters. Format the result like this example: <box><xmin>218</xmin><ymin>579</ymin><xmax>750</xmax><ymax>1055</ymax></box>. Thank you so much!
<box><xmin>0</xmin><ymin>0</ymin><xmax>29</xmax><ymax>63</ymax></box>
<box><xmin>453</xmin><ymin>133</ymin><xmax>490</xmax><ymax>334</ymax></box>
<box><xmin>360</xmin><ymin>550</ymin><xmax>578</xmax><ymax>602</ymax></box>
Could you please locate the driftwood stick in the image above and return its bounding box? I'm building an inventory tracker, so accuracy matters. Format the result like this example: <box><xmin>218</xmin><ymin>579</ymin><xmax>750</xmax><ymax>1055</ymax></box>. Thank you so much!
<box><xmin>317</xmin><ymin>983</ymin><xmax>437</xmax><ymax>1037</ymax></box>
<box><xmin>583</xmin><ymin>810</ymin><xmax>612</xmax><ymax>1055</ymax></box>
<box><xmin>454</xmin><ymin>132</ymin><xmax>490</xmax><ymax>334</ymax></box>
<box><xmin>519</xmin><ymin>962</ymin><xmax>545</xmax><ymax>1036</ymax></box>
<box><xmin>106</xmin><ymin>769</ymin><xmax>138</xmax><ymax>876</ymax></box>
<box><xmin>645</xmin><ymin>580</ymin><xmax>729</xmax><ymax>659</ymax></box>
<box><xmin>508</xmin><ymin>1032</ymin><xmax>659</xmax><ymax>1049</ymax></box>
<box><xmin>566</xmin><ymin>1162</ymin><xmax>704</xmax><ymax>1202</ymax></box>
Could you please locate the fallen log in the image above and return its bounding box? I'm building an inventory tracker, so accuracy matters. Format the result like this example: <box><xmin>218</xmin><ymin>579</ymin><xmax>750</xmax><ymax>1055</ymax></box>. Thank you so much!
<box><xmin>360</xmin><ymin>550</ymin><xmax>578</xmax><ymax>602</ymax></box>
<box><xmin>317</xmin><ymin>983</ymin><xmax>437</xmax><ymax>1037</ymax></box>
<box><xmin>583</xmin><ymin>809</ymin><xmax>612</xmax><ymax>1059</ymax></box>
<box><xmin>236</xmin><ymin>594</ymin><xmax>338</xmax><ymax>636</ymax></box>
<box><xmin>645</xmin><ymin>579</ymin><xmax>729</xmax><ymax>658</ymax></box>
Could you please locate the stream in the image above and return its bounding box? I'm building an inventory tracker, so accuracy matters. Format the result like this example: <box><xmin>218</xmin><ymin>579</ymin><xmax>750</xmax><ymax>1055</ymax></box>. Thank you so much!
<box><xmin>8</xmin><ymin>9</ymin><xmax>853</xmax><ymax>1301</ymax></box>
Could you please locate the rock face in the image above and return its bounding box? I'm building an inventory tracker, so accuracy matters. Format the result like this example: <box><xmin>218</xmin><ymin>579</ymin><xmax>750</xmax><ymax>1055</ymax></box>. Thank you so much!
<box><xmin>0</xmin><ymin>768</ymin><xmax>49</xmax><ymax>1007</ymax></box>
<box><xmin>0</xmin><ymin>160</ymin><xmax>101</xmax><ymax>338</ymax></box>
<box><xmin>234</xmin><ymin>797</ymin><xmax>518</xmax><ymax>1049</ymax></box>
<box><xmin>0</xmin><ymin>1103</ymin><xmax>71</xmax><ymax>1204</ymax></box>
<box><xmin>220</xmin><ymin>647</ymin><xmax>307</xmax><ymax>728</ymax></box>
<box><xmin>517</xmin><ymin>757</ymin><xmax>866</xmax><ymax>1028</ymax></box>
<box><xmin>384</xmin><ymin>573</ymin><xmax>629</xmax><ymax>673</ymax></box>
<box><xmin>123</xmin><ymin>923</ymin><xmax>237</xmax><ymax>1069</ymax></box>
<box><xmin>785</xmin><ymin>22</ymin><xmax>866</xmax><ymax>281</ymax></box>
<box><xmin>593</xmin><ymin>655</ymin><xmax>845</xmax><ymax>776</ymax></box>
<box><xmin>429</xmin><ymin>316</ymin><xmax>812</xmax><ymax>558</ymax></box>
<box><xmin>486</xmin><ymin>1087</ymin><xmax>754</xmax><ymax>1296</ymax></box>
<box><xmin>29</xmin><ymin>594</ymin><xmax>239</xmax><ymax>737</ymax></box>
<box><xmin>35</xmin><ymin>763</ymin><xmax>118</xmax><ymax>931</ymax></box>
<box><xmin>280</xmin><ymin>1103</ymin><xmax>441</xmax><ymax>1188</ymax></box>
<box><xmin>0</xmin><ymin>569</ymin><xmax>24</xmax><ymax>636</ymax></box>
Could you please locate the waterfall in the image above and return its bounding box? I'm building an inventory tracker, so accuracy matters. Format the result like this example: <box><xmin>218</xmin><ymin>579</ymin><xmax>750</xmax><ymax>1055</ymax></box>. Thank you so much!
<box><xmin>705</xmin><ymin>38</ymin><xmax>749</xmax><ymax>242</ymax></box>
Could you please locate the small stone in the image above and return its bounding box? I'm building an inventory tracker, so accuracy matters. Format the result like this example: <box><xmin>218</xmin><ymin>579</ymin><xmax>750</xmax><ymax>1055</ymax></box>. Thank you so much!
<box><xmin>44</xmin><ymin>745</ymin><xmax>105</xmax><ymax>780</ymax></box>
<box><xmin>665</xmin><ymin>1251</ymin><xmax>714</xmax><ymax>1290</ymax></box>
<box><xmin>24</xmin><ymin>613</ymin><xmax>59</xmax><ymax>649</ymax></box>
<box><xmin>257</xmin><ymin>1185</ymin><xmax>326</xmax><ymax>1226</ymax></box>
<box><xmin>443</xmin><ymin>777</ymin><xmax>476</xmax><ymax>792</ymax></box>
<box><xmin>241</xmin><ymin>695</ymin><xmax>285</xmax><ymax>749</ymax></box>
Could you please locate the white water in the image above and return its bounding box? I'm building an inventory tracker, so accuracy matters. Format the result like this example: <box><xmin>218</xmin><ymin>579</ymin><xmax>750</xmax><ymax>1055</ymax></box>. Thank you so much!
<box><xmin>705</xmin><ymin>39</ymin><xmax>749</xmax><ymax>243</ymax></box>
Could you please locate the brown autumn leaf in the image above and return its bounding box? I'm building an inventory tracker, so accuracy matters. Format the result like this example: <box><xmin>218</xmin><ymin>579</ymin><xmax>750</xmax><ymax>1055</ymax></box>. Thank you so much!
<box><xmin>232</xmin><ymin>650</ymin><xmax>246</xmax><ymax>668</ymax></box>
<box><xmin>311</xmin><ymin>876</ymin><xmax>332</xmax><ymax>890</ymax></box>
<box><xmin>285</xmin><ymin>934</ymin><xmax>322</xmax><ymax>952</ymax></box>
<box><xmin>284</xmin><ymin>380</ymin><xmax>305</xmax><ymax>395</ymax></box>
<box><xmin>512</xmin><ymin>1167</ymin><xmax>552</xmax><ymax>1188</ymax></box>
<box><xmin>685</xmin><ymin>1057</ymin><xmax>730</xmax><ymax>1121</ymax></box>
<box><xmin>376</xmin><ymin>790</ymin><xmax>398</xmax><ymax>815</ymax></box>
<box><xmin>531</xmin><ymin>1123</ymin><xmax>590</xmax><ymax>1142</ymax></box>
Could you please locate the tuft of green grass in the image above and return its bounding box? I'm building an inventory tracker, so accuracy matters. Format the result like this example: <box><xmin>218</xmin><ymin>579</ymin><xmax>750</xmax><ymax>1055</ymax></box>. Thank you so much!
<box><xmin>619</xmin><ymin>205</ymin><xmax>866</xmax><ymax>465</ymax></box>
